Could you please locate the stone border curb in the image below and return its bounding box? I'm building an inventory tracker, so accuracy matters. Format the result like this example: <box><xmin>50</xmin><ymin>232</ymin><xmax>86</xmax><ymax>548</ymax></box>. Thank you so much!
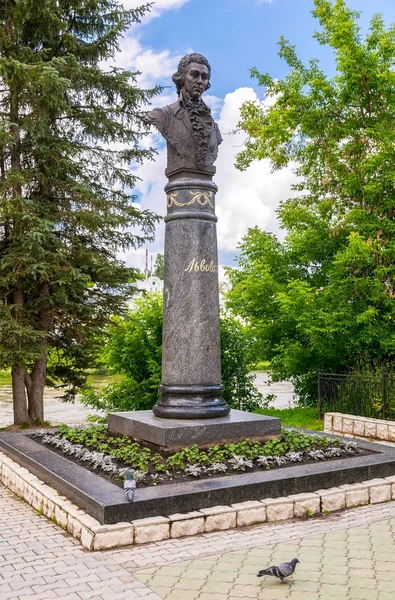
<box><xmin>325</xmin><ymin>412</ymin><xmax>395</xmax><ymax>442</ymax></box>
<box><xmin>2</xmin><ymin>450</ymin><xmax>395</xmax><ymax>551</ymax></box>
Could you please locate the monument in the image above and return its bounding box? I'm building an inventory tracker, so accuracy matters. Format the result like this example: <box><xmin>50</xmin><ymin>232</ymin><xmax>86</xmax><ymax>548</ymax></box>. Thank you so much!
<box><xmin>148</xmin><ymin>53</ymin><xmax>229</xmax><ymax>419</ymax></box>
<box><xmin>108</xmin><ymin>54</ymin><xmax>280</xmax><ymax>447</ymax></box>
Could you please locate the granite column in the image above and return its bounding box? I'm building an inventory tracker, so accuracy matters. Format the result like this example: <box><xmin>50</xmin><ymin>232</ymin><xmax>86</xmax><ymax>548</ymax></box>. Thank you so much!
<box><xmin>153</xmin><ymin>170</ymin><xmax>230</xmax><ymax>419</ymax></box>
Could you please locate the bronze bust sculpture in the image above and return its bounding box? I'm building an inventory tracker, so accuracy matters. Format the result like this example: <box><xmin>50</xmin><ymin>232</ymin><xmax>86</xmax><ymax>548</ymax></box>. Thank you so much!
<box><xmin>147</xmin><ymin>53</ymin><xmax>222</xmax><ymax>177</ymax></box>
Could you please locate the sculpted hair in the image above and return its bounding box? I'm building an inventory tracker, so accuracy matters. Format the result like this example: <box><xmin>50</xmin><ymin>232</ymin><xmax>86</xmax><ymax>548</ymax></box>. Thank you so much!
<box><xmin>172</xmin><ymin>53</ymin><xmax>211</xmax><ymax>95</ymax></box>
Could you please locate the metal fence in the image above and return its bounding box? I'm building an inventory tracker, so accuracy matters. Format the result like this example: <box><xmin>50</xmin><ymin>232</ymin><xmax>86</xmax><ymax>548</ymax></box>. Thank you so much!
<box><xmin>317</xmin><ymin>370</ymin><xmax>395</xmax><ymax>419</ymax></box>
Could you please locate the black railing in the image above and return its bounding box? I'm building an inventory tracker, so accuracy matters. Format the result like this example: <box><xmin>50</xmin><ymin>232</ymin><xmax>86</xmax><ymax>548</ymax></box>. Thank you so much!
<box><xmin>318</xmin><ymin>370</ymin><xmax>395</xmax><ymax>419</ymax></box>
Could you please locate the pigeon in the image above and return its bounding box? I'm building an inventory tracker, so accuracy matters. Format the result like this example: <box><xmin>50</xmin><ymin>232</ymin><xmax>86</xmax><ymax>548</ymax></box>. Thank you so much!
<box><xmin>123</xmin><ymin>471</ymin><xmax>136</xmax><ymax>502</ymax></box>
<box><xmin>257</xmin><ymin>558</ymin><xmax>300</xmax><ymax>584</ymax></box>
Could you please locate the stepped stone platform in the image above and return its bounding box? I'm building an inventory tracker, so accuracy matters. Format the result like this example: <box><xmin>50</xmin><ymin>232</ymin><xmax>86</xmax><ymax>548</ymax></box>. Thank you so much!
<box><xmin>107</xmin><ymin>409</ymin><xmax>281</xmax><ymax>451</ymax></box>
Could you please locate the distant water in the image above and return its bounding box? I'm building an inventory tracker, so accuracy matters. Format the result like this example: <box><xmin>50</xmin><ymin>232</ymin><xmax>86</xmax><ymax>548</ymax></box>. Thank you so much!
<box><xmin>0</xmin><ymin>379</ymin><xmax>103</xmax><ymax>428</ymax></box>
<box><xmin>251</xmin><ymin>371</ymin><xmax>296</xmax><ymax>409</ymax></box>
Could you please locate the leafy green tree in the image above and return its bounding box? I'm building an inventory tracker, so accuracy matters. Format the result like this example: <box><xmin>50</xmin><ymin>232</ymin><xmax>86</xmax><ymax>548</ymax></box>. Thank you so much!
<box><xmin>220</xmin><ymin>313</ymin><xmax>263</xmax><ymax>411</ymax></box>
<box><xmin>152</xmin><ymin>252</ymin><xmax>164</xmax><ymax>279</ymax></box>
<box><xmin>0</xmin><ymin>0</ymin><xmax>160</xmax><ymax>425</ymax></box>
<box><xmin>227</xmin><ymin>0</ymin><xmax>395</xmax><ymax>403</ymax></box>
<box><xmin>81</xmin><ymin>293</ymin><xmax>262</xmax><ymax>412</ymax></box>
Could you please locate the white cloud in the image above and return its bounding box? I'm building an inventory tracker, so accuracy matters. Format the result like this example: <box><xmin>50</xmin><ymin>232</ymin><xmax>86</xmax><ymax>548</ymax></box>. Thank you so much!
<box><xmin>101</xmin><ymin>1</ymin><xmax>193</xmax><ymax>88</ymax></box>
<box><xmin>103</xmin><ymin>34</ymin><xmax>183</xmax><ymax>89</ymax></box>
<box><xmin>122</xmin><ymin>0</ymin><xmax>189</xmax><ymax>10</ymax></box>
<box><xmin>122</xmin><ymin>0</ymin><xmax>191</xmax><ymax>22</ymax></box>
<box><xmin>215</xmin><ymin>87</ymin><xmax>297</xmax><ymax>252</ymax></box>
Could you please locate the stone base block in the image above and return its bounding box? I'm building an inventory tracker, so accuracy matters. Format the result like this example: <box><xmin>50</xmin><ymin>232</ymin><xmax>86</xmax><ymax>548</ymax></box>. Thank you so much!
<box><xmin>363</xmin><ymin>478</ymin><xmax>391</xmax><ymax>504</ymax></box>
<box><xmin>263</xmin><ymin>497</ymin><xmax>294</xmax><ymax>522</ymax></box>
<box><xmin>169</xmin><ymin>512</ymin><xmax>205</xmax><ymax>538</ymax></box>
<box><xmin>93</xmin><ymin>523</ymin><xmax>134</xmax><ymax>551</ymax></box>
<box><xmin>385</xmin><ymin>475</ymin><xmax>395</xmax><ymax>500</ymax></box>
<box><xmin>340</xmin><ymin>483</ymin><xmax>370</xmax><ymax>508</ymax></box>
<box><xmin>353</xmin><ymin>419</ymin><xmax>365</xmax><ymax>437</ymax></box>
<box><xmin>364</xmin><ymin>422</ymin><xmax>377</xmax><ymax>438</ymax></box>
<box><xmin>108</xmin><ymin>409</ymin><xmax>280</xmax><ymax>450</ymax></box>
<box><xmin>132</xmin><ymin>516</ymin><xmax>170</xmax><ymax>544</ymax></box>
<box><xmin>200</xmin><ymin>506</ymin><xmax>236</xmax><ymax>532</ymax></box>
<box><xmin>231</xmin><ymin>501</ymin><xmax>266</xmax><ymax>527</ymax></box>
<box><xmin>289</xmin><ymin>493</ymin><xmax>320</xmax><ymax>517</ymax></box>
<box><xmin>317</xmin><ymin>487</ymin><xmax>346</xmax><ymax>512</ymax></box>
<box><xmin>389</xmin><ymin>426</ymin><xmax>395</xmax><ymax>442</ymax></box>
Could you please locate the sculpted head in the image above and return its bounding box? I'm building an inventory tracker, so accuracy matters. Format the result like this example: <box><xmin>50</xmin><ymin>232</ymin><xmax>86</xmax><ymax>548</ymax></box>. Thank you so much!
<box><xmin>172</xmin><ymin>53</ymin><xmax>211</xmax><ymax>99</ymax></box>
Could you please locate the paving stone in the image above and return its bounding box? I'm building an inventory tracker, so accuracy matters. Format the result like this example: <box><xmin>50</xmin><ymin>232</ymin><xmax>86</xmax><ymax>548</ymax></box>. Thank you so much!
<box><xmin>165</xmin><ymin>593</ymin><xmax>200</xmax><ymax>600</ymax></box>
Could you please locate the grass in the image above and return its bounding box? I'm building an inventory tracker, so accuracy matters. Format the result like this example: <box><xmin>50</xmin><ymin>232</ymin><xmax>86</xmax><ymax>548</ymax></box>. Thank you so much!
<box><xmin>252</xmin><ymin>360</ymin><xmax>271</xmax><ymax>371</ymax></box>
<box><xmin>255</xmin><ymin>406</ymin><xmax>324</xmax><ymax>431</ymax></box>
<box><xmin>84</xmin><ymin>367</ymin><xmax>110</xmax><ymax>376</ymax></box>
<box><xmin>0</xmin><ymin>419</ymin><xmax>53</xmax><ymax>432</ymax></box>
<box><xmin>0</xmin><ymin>371</ymin><xmax>11</xmax><ymax>384</ymax></box>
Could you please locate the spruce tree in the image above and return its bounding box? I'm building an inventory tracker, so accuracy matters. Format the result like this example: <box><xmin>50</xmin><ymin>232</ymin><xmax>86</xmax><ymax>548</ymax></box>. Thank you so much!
<box><xmin>0</xmin><ymin>0</ymin><xmax>160</xmax><ymax>424</ymax></box>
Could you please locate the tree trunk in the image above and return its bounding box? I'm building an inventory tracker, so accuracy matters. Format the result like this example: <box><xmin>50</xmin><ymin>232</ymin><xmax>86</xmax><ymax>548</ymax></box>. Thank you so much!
<box><xmin>12</xmin><ymin>365</ymin><xmax>31</xmax><ymax>425</ymax></box>
<box><xmin>11</xmin><ymin>282</ymin><xmax>31</xmax><ymax>426</ymax></box>
<box><xmin>28</xmin><ymin>354</ymin><xmax>46</xmax><ymax>423</ymax></box>
<box><xmin>27</xmin><ymin>281</ymin><xmax>51</xmax><ymax>423</ymax></box>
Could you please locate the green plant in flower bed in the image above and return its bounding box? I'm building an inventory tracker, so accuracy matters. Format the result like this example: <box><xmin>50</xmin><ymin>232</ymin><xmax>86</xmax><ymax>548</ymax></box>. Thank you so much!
<box><xmin>56</xmin><ymin>424</ymin><xmax>339</xmax><ymax>474</ymax></box>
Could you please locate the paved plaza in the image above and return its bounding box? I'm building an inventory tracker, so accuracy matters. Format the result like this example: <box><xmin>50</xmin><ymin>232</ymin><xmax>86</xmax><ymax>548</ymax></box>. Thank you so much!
<box><xmin>1</xmin><ymin>483</ymin><xmax>395</xmax><ymax>599</ymax></box>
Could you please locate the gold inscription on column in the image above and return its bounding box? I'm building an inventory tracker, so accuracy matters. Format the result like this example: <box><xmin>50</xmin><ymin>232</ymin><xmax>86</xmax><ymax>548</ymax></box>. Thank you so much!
<box><xmin>184</xmin><ymin>258</ymin><xmax>218</xmax><ymax>273</ymax></box>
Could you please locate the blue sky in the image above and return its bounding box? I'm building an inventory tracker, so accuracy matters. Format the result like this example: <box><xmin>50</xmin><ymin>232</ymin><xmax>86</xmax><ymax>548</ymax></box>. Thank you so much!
<box><xmin>119</xmin><ymin>0</ymin><xmax>395</xmax><ymax>272</ymax></box>
<box><xmin>140</xmin><ymin>0</ymin><xmax>395</xmax><ymax>97</ymax></box>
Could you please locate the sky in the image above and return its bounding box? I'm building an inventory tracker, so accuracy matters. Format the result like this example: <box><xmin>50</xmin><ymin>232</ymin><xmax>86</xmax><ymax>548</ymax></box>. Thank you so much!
<box><xmin>114</xmin><ymin>0</ymin><xmax>395</xmax><ymax>273</ymax></box>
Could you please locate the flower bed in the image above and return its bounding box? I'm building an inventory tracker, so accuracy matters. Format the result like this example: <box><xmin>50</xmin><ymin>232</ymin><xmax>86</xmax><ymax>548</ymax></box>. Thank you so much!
<box><xmin>30</xmin><ymin>424</ymin><xmax>366</xmax><ymax>488</ymax></box>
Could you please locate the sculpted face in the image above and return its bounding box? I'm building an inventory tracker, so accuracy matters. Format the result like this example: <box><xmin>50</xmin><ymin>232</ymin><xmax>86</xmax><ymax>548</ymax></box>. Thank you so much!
<box><xmin>183</xmin><ymin>62</ymin><xmax>210</xmax><ymax>99</ymax></box>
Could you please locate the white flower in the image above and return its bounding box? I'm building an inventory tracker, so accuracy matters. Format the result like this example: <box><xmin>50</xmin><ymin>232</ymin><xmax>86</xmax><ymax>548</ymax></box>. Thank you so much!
<box><xmin>207</xmin><ymin>463</ymin><xmax>227</xmax><ymax>473</ymax></box>
<box><xmin>325</xmin><ymin>447</ymin><xmax>342</xmax><ymax>458</ymax></box>
<box><xmin>308</xmin><ymin>450</ymin><xmax>325</xmax><ymax>461</ymax></box>
<box><xmin>31</xmin><ymin>429</ymin><xmax>48</xmax><ymax>437</ymax></box>
<box><xmin>285</xmin><ymin>452</ymin><xmax>303</xmax><ymax>462</ymax></box>
<box><xmin>343</xmin><ymin>441</ymin><xmax>357</xmax><ymax>453</ymax></box>
<box><xmin>273</xmin><ymin>456</ymin><xmax>288</xmax><ymax>466</ymax></box>
<box><xmin>228</xmin><ymin>455</ymin><xmax>253</xmax><ymax>471</ymax></box>
<box><xmin>69</xmin><ymin>445</ymin><xmax>86</xmax><ymax>459</ymax></box>
<box><xmin>41</xmin><ymin>434</ymin><xmax>55</xmax><ymax>445</ymax></box>
<box><xmin>257</xmin><ymin>455</ymin><xmax>273</xmax><ymax>468</ymax></box>
<box><xmin>79</xmin><ymin>449</ymin><xmax>95</xmax><ymax>462</ymax></box>
<box><xmin>185</xmin><ymin>464</ymin><xmax>203</xmax><ymax>477</ymax></box>
<box><xmin>90</xmin><ymin>452</ymin><xmax>105</xmax><ymax>469</ymax></box>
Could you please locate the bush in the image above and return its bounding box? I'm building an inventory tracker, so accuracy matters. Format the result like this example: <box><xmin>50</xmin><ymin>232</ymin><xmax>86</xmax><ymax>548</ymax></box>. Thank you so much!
<box><xmin>81</xmin><ymin>293</ymin><xmax>262</xmax><ymax>412</ymax></box>
<box><xmin>220</xmin><ymin>314</ymin><xmax>263</xmax><ymax>411</ymax></box>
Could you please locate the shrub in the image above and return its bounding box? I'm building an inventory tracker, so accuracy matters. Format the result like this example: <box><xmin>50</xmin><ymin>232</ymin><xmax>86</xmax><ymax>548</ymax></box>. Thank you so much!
<box><xmin>81</xmin><ymin>293</ymin><xmax>263</xmax><ymax>412</ymax></box>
